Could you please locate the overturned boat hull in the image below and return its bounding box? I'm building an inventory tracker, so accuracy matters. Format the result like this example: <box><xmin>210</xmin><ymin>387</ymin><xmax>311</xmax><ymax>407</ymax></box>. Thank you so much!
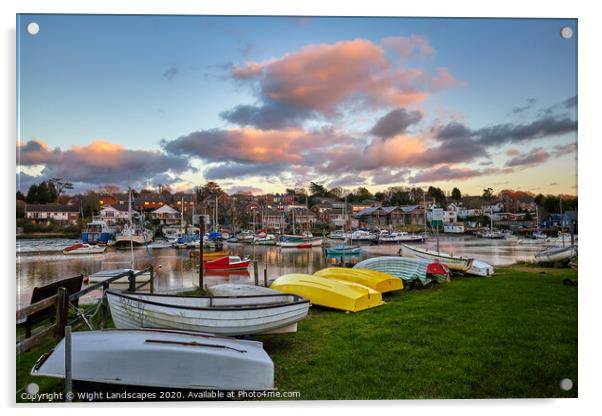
<box><xmin>354</xmin><ymin>256</ymin><xmax>450</xmax><ymax>285</ymax></box>
<box><xmin>31</xmin><ymin>329</ymin><xmax>274</xmax><ymax>391</ymax></box>
<box><xmin>314</xmin><ymin>267</ymin><xmax>403</xmax><ymax>293</ymax></box>
<box><xmin>270</xmin><ymin>273</ymin><xmax>383</xmax><ymax>312</ymax></box>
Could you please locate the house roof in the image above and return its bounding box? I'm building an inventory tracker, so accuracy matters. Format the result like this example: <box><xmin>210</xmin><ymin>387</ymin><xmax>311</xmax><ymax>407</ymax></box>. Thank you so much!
<box><xmin>25</xmin><ymin>204</ymin><xmax>79</xmax><ymax>213</ymax></box>
<box><xmin>102</xmin><ymin>203</ymin><xmax>130</xmax><ymax>212</ymax></box>
<box><xmin>152</xmin><ymin>204</ymin><xmax>180</xmax><ymax>214</ymax></box>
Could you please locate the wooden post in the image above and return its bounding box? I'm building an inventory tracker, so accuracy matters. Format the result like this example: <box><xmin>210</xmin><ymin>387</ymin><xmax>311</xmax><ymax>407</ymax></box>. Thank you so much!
<box><xmin>128</xmin><ymin>270</ymin><xmax>136</xmax><ymax>292</ymax></box>
<box><xmin>100</xmin><ymin>281</ymin><xmax>109</xmax><ymax>329</ymax></box>
<box><xmin>55</xmin><ymin>287</ymin><xmax>68</xmax><ymax>340</ymax></box>
<box><xmin>263</xmin><ymin>268</ymin><xmax>268</xmax><ymax>287</ymax></box>
<box><xmin>253</xmin><ymin>260</ymin><xmax>259</xmax><ymax>286</ymax></box>
<box><xmin>64</xmin><ymin>325</ymin><xmax>72</xmax><ymax>402</ymax></box>
<box><xmin>199</xmin><ymin>221</ymin><xmax>205</xmax><ymax>290</ymax></box>
<box><xmin>149</xmin><ymin>265</ymin><xmax>155</xmax><ymax>293</ymax></box>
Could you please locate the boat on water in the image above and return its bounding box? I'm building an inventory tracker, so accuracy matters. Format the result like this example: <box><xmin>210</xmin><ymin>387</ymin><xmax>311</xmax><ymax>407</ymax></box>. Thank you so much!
<box><xmin>31</xmin><ymin>329</ymin><xmax>274</xmax><ymax>391</ymax></box>
<box><xmin>81</xmin><ymin>218</ymin><xmax>115</xmax><ymax>245</ymax></box>
<box><xmin>253</xmin><ymin>233</ymin><xmax>277</xmax><ymax>245</ymax></box>
<box><xmin>325</xmin><ymin>244</ymin><xmax>361</xmax><ymax>255</ymax></box>
<box><xmin>476</xmin><ymin>230</ymin><xmax>506</xmax><ymax>239</ymax></box>
<box><xmin>328</xmin><ymin>230</ymin><xmax>348</xmax><ymax>240</ymax></box>
<box><xmin>106</xmin><ymin>290</ymin><xmax>310</xmax><ymax>335</ymax></box>
<box><xmin>204</xmin><ymin>256</ymin><xmax>251</xmax><ymax>270</ymax></box>
<box><xmin>189</xmin><ymin>250</ymin><xmax>229</xmax><ymax>259</ymax></box>
<box><xmin>378</xmin><ymin>230</ymin><xmax>425</xmax><ymax>243</ymax></box>
<box><xmin>399</xmin><ymin>243</ymin><xmax>473</xmax><ymax>272</ymax></box>
<box><xmin>465</xmin><ymin>259</ymin><xmax>495</xmax><ymax>277</ymax></box>
<box><xmin>350</xmin><ymin>230</ymin><xmax>377</xmax><ymax>242</ymax></box>
<box><xmin>354</xmin><ymin>256</ymin><xmax>450</xmax><ymax>285</ymax></box>
<box><xmin>314</xmin><ymin>267</ymin><xmax>403</xmax><ymax>293</ymax></box>
<box><xmin>114</xmin><ymin>224</ymin><xmax>154</xmax><ymax>247</ymax></box>
<box><xmin>278</xmin><ymin>234</ymin><xmax>323</xmax><ymax>248</ymax></box>
<box><xmin>534</xmin><ymin>245</ymin><xmax>578</xmax><ymax>263</ymax></box>
<box><xmin>270</xmin><ymin>274</ymin><xmax>383</xmax><ymax>312</ymax></box>
<box><xmin>62</xmin><ymin>243</ymin><xmax>106</xmax><ymax>255</ymax></box>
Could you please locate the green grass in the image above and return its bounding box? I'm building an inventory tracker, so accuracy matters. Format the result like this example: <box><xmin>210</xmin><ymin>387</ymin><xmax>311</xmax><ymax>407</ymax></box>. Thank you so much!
<box><xmin>257</xmin><ymin>266</ymin><xmax>578</xmax><ymax>399</ymax></box>
<box><xmin>16</xmin><ymin>266</ymin><xmax>577</xmax><ymax>401</ymax></box>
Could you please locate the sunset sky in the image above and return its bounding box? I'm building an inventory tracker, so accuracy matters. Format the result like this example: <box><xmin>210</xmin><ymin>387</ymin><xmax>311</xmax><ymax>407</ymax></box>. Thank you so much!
<box><xmin>16</xmin><ymin>15</ymin><xmax>577</xmax><ymax>196</ymax></box>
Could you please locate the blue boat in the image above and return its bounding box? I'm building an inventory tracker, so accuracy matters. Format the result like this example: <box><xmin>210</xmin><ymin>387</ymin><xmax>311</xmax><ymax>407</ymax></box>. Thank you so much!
<box><xmin>81</xmin><ymin>219</ymin><xmax>115</xmax><ymax>244</ymax></box>
<box><xmin>325</xmin><ymin>244</ymin><xmax>361</xmax><ymax>256</ymax></box>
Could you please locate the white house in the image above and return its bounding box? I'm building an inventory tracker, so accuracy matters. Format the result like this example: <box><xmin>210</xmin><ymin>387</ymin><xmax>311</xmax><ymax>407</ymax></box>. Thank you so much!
<box><xmin>444</xmin><ymin>224</ymin><xmax>465</xmax><ymax>233</ymax></box>
<box><xmin>443</xmin><ymin>210</ymin><xmax>458</xmax><ymax>224</ymax></box>
<box><xmin>151</xmin><ymin>204</ymin><xmax>181</xmax><ymax>225</ymax></box>
<box><xmin>25</xmin><ymin>204</ymin><xmax>80</xmax><ymax>224</ymax></box>
<box><xmin>99</xmin><ymin>204</ymin><xmax>130</xmax><ymax>225</ymax></box>
<box><xmin>482</xmin><ymin>202</ymin><xmax>504</xmax><ymax>214</ymax></box>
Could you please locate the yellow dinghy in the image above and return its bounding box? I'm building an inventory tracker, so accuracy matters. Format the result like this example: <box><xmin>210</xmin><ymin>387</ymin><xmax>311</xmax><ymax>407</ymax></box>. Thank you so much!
<box><xmin>270</xmin><ymin>274</ymin><xmax>383</xmax><ymax>312</ymax></box>
<box><xmin>189</xmin><ymin>250</ymin><xmax>228</xmax><ymax>259</ymax></box>
<box><xmin>314</xmin><ymin>267</ymin><xmax>403</xmax><ymax>293</ymax></box>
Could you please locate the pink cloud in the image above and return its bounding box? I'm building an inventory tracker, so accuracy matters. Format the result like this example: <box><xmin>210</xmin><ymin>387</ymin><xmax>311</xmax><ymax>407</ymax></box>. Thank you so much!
<box><xmin>381</xmin><ymin>35</ymin><xmax>435</xmax><ymax>59</ymax></box>
<box><xmin>230</xmin><ymin>38</ymin><xmax>459</xmax><ymax>117</ymax></box>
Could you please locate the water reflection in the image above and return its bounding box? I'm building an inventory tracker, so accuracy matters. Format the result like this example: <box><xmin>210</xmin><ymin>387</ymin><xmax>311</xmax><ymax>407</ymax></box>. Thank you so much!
<box><xmin>16</xmin><ymin>236</ymin><xmax>552</xmax><ymax>307</ymax></box>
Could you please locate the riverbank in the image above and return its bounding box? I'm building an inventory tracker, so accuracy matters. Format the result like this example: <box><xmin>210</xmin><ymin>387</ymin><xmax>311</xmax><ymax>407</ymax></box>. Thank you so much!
<box><xmin>16</xmin><ymin>265</ymin><xmax>577</xmax><ymax>401</ymax></box>
<box><xmin>17</xmin><ymin>232</ymin><xmax>80</xmax><ymax>240</ymax></box>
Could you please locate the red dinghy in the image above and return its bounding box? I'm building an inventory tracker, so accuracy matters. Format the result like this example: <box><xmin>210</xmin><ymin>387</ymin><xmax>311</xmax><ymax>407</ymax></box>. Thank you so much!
<box><xmin>204</xmin><ymin>256</ymin><xmax>251</xmax><ymax>270</ymax></box>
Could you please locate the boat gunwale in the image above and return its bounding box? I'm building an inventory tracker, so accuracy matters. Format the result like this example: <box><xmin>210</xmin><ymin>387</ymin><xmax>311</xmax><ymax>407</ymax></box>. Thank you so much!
<box><xmin>400</xmin><ymin>243</ymin><xmax>474</xmax><ymax>264</ymax></box>
<box><xmin>106</xmin><ymin>290</ymin><xmax>310</xmax><ymax>312</ymax></box>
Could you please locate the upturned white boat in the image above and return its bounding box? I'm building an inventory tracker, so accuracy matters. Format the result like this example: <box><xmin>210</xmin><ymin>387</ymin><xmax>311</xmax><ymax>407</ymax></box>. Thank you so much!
<box><xmin>106</xmin><ymin>290</ymin><xmax>310</xmax><ymax>335</ymax></box>
<box><xmin>62</xmin><ymin>243</ymin><xmax>106</xmax><ymax>255</ymax></box>
<box><xmin>31</xmin><ymin>329</ymin><xmax>274</xmax><ymax>391</ymax></box>
<box><xmin>399</xmin><ymin>243</ymin><xmax>473</xmax><ymax>272</ymax></box>
<box><xmin>534</xmin><ymin>245</ymin><xmax>578</xmax><ymax>263</ymax></box>
<box><xmin>465</xmin><ymin>259</ymin><xmax>495</xmax><ymax>277</ymax></box>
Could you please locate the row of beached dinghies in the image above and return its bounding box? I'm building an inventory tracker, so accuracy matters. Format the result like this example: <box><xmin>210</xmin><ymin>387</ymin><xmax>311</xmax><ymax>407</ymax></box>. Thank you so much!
<box><xmin>32</xmin><ymin>246</ymin><xmax>504</xmax><ymax>392</ymax></box>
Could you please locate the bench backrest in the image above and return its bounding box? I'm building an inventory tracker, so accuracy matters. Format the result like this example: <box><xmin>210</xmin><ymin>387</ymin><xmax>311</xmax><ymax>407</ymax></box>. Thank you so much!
<box><xmin>26</xmin><ymin>275</ymin><xmax>84</xmax><ymax>324</ymax></box>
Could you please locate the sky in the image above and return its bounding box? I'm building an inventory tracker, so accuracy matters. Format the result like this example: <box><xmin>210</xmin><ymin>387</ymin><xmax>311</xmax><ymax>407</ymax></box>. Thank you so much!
<box><xmin>16</xmin><ymin>14</ymin><xmax>577</xmax><ymax>196</ymax></box>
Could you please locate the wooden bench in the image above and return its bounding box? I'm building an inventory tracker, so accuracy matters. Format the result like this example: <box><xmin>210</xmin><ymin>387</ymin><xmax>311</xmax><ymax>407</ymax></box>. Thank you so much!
<box><xmin>18</xmin><ymin>275</ymin><xmax>84</xmax><ymax>338</ymax></box>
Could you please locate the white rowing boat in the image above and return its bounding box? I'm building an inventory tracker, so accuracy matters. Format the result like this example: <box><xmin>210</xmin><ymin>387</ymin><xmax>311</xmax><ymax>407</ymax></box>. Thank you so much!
<box><xmin>399</xmin><ymin>243</ymin><xmax>473</xmax><ymax>272</ymax></box>
<box><xmin>106</xmin><ymin>290</ymin><xmax>310</xmax><ymax>335</ymax></box>
<box><xmin>534</xmin><ymin>245</ymin><xmax>578</xmax><ymax>263</ymax></box>
<box><xmin>465</xmin><ymin>259</ymin><xmax>495</xmax><ymax>277</ymax></box>
<box><xmin>31</xmin><ymin>329</ymin><xmax>274</xmax><ymax>391</ymax></box>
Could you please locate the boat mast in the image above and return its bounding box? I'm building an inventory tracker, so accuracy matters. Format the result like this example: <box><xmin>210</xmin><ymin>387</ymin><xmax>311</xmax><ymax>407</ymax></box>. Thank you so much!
<box><xmin>560</xmin><ymin>198</ymin><xmax>565</xmax><ymax>248</ymax></box>
<box><xmin>180</xmin><ymin>196</ymin><xmax>184</xmax><ymax>231</ymax></box>
<box><xmin>128</xmin><ymin>186</ymin><xmax>134</xmax><ymax>269</ymax></box>
<box><xmin>423</xmin><ymin>191</ymin><xmax>427</xmax><ymax>237</ymax></box>
<box><xmin>292</xmin><ymin>209</ymin><xmax>296</xmax><ymax>235</ymax></box>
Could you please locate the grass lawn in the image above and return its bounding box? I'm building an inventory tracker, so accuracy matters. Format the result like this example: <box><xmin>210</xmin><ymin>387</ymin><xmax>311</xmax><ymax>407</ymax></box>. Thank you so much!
<box><xmin>16</xmin><ymin>266</ymin><xmax>577</xmax><ymax>401</ymax></box>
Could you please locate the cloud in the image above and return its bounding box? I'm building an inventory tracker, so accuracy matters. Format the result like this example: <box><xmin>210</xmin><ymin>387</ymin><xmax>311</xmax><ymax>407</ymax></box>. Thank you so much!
<box><xmin>204</xmin><ymin>162</ymin><xmax>285</xmax><ymax>180</ymax></box>
<box><xmin>381</xmin><ymin>35</ymin><xmax>435</xmax><ymax>59</ymax></box>
<box><xmin>17</xmin><ymin>140</ymin><xmax>191</xmax><ymax>190</ymax></box>
<box><xmin>505</xmin><ymin>148</ymin><xmax>550</xmax><ymax>167</ymax></box>
<box><xmin>227</xmin><ymin>38</ymin><xmax>459</xmax><ymax>128</ymax></box>
<box><xmin>162</xmin><ymin>127</ymin><xmax>349</xmax><ymax>166</ymax></box>
<box><xmin>512</xmin><ymin>98</ymin><xmax>536</xmax><ymax>114</ymax></box>
<box><xmin>409</xmin><ymin>165</ymin><xmax>509</xmax><ymax>183</ymax></box>
<box><xmin>477</xmin><ymin>116</ymin><xmax>577</xmax><ymax>146</ymax></box>
<box><xmin>506</xmin><ymin>148</ymin><xmax>520</xmax><ymax>156</ymax></box>
<box><xmin>552</xmin><ymin>142</ymin><xmax>577</xmax><ymax>157</ymax></box>
<box><xmin>327</xmin><ymin>174</ymin><xmax>369</xmax><ymax>188</ymax></box>
<box><xmin>163</xmin><ymin>66</ymin><xmax>179</xmax><ymax>80</ymax></box>
<box><xmin>220</xmin><ymin>99</ymin><xmax>314</xmax><ymax>130</ymax></box>
<box><xmin>370</xmin><ymin>108</ymin><xmax>422</xmax><ymax>139</ymax></box>
<box><xmin>224</xmin><ymin>185</ymin><xmax>264</xmax><ymax>195</ymax></box>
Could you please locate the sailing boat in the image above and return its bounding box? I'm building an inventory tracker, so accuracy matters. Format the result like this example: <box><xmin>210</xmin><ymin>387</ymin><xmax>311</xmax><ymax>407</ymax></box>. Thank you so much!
<box><xmin>277</xmin><ymin>208</ymin><xmax>323</xmax><ymax>248</ymax></box>
<box><xmin>114</xmin><ymin>187</ymin><xmax>154</xmax><ymax>247</ymax></box>
<box><xmin>534</xmin><ymin>198</ymin><xmax>577</xmax><ymax>263</ymax></box>
<box><xmin>325</xmin><ymin>198</ymin><xmax>361</xmax><ymax>256</ymax></box>
<box><xmin>478</xmin><ymin>207</ymin><xmax>505</xmax><ymax>239</ymax></box>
